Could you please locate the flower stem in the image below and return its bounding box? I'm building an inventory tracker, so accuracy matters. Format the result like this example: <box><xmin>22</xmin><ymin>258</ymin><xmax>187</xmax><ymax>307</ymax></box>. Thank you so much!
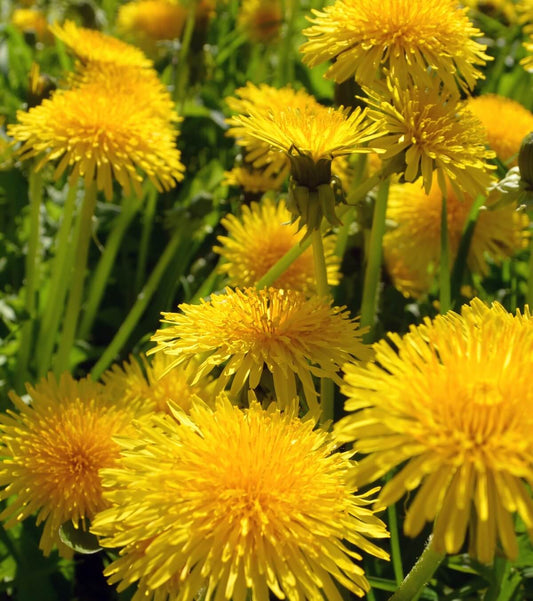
<box><xmin>54</xmin><ymin>182</ymin><xmax>97</xmax><ymax>375</ymax></box>
<box><xmin>387</xmin><ymin>536</ymin><xmax>444</xmax><ymax>601</ymax></box>
<box><xmin>79</xmin><ymin>195</ymin><xmax>139</xmax><ymax>340</ymax></box>
<box><xmin>277</xmin><ymin>0</ymin><xmax>296</xmax><ymax>86</ymax></box>
<box><xmin>527</xmin><ymin>234</ymin><xmax>533</xmax><ymax>310</ymax></box>
<box><xmin>360</xmin><ymin>178</ymin><xmax>390</xmax><ymax>342</ymax></box>
<box><xmin>135</xmin><ymin>185</ymin><xmax>158</xmax><ymax>294</ymax></box>
<box><xmin>255</xmin><ymin>236</ymin><xmax>313</xmax><ymax>290</ymax></box>
<box><xmin>15</xmin><ymin>169</ymin><xmax>43</xmax><ymax>391</ymax></box>
<box><xmin>174</xmin><ymin>0</ymin><xmax>197</xmax><ymax>111</ymax></box>
<box><xmin>36</xmin><ymin>182</ymin><xmax>79</xmax><ymax>377</ymax></box>
<box><xmin>439</xmin><ymin>191</ymin><xmax>451</xmax><ymax>314</ymax></box>
<box><xmin>90</xmin><ymin>227</ymin><xmax>183</xmax><ymax>380</ymax></box>
<box><xmin>388</xmin><ymin>503</ymin><xmax>404</xmax><ymax>586</ymax></box>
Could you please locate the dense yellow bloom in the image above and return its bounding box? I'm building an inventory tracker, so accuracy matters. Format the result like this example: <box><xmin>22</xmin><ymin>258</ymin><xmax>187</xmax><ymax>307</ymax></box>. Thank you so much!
<box><xmin>365</xmin><ymin>80</ymin><xmax>496</xmax><ymax>198</ymax></box>
<box><xmin>150</xmin><ymin>287</ymin><xmax>371</xmax><ymax>413</ymax></box>
<box><xmin>301</xmin><ymin>0</ymin><xmax>489</xmax><ymax>93</ymax></box>
<box><xmin>117</xmin><ymin>0</ymin><xmax>187</xmax><ymax>47</ymax></box>
<box><xmin>223</xmin><ymin>165</ymin><xmax>287</xmax><ymax>193</ymax></box>
<box><xmin>214</xmin><ymin>198</ymin><xmax>341</xmax><ymax>294</ymax></box>
<box><xmin>0</xmin><ymin>373</ymin><xmax>135</xmax><ymax>557</ymax></box>
<box><xmin>383</xmin><ymin>178</ymin><xmax>527</xmax><ymax>298</ymax></box>
<box><xmin>70</xmin><ymin>61</ymin><xmax>178</xmax><ymax>122</ymax></box>
<box><xmin>237</xmin><ymin>0</ymin><xmax>283</xmax><ymax>43</ymax></box>
<box><xmin>50</xmin><ymin>20</ymin><xmax>152</xmax><ymax>67</ymax></box>
<box><xmin>92</xmin><ymin>397</ymin><xmax>390</xmax><ymax>601</ymax></box>
<box><xmin>101</xmin><ymin>353</ymin><xmax>215</xmax><ymax>415</ymax></box>
<box><xmin>468</xmin><ymin>95</ymin><xmax>533</xmax><ymax>165</ymax></box>
<box><xmin>11</xmin><ymin>8</ymin><xmax>52</xmax><ymax>43</ymax></box>
<box><xmin>336</xmin><ymin>299</ymin><xmax>533</xmax><ymax>563</ymax></box>
<box><xmin>8</xmin><ymin>80</ymin><xmax>185</xmax><ymax>200</ymax></box>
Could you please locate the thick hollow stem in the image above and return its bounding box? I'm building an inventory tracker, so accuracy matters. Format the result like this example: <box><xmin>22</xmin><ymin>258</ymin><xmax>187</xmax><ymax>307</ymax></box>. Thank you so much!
<box><xmin>360</xmin><ymin>178</ymin><xmax>390</xmax><ymax>342</ymax></box>
<box><xmin>54</xmin><ymin>182</ymin><xmax>97</xmax><ymax>375</ymax></box>
<box><xmin>387</xmin><ymin>536</ymin><xmax>444</xmax><ymax>601</ymax></box>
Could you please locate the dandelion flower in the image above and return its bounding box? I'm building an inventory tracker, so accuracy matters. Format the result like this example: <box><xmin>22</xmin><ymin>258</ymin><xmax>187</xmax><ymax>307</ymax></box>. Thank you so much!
<box><xmin>336</xmin><ymin>299</ymin><xmax>533</xmax><ymax>563</ymax></box>
<box><xmin>101</xmin><ymin>353</ymin><xmax>215</xmax><ymax>415</ymax></box>
<box><xmin>8</xmin><ymin>80</ymin><xmax>185</xmax><ymax>200</ymax></box>
<box><xmin>468</xmin><ymin>95</ymin><xmax>533</xmax><ymax>165</ymax></box>
<box><xmin>229</xmin><ymin>87</ymin><xmax>379</xmax><ymax>229</ymax></box>
<box><xmin>0</xmin><ymin>373</ymin><xmax>135</xmax><ymax>557</ymax></box>
<box><xmin>92</xmin><ymin>397</ymin><xmax>390</xmax><ymax>601</ymax></box>
<box><xmin>223</xmin><ymin>164</ymin><xmax>287</xmax><ymax>194</ymax></box>
<box><xmin>365</xmin><ymin>79</ymin><xmax>496</xmax><ymax>198</ymax></box>
<box><xmin>117</xmin><ymin>0</ymin><xmax>188</xmax><ymax>48</ymax></box>
<box><xmin>383</xmin><ymin>178</ymin><xmax>527</xmax><ymax>298</ymax></box>
<box><xmin>237</xmin><ymin>0</ymin><xmax>283</xmax><ymax>43</ymax></box>
<box><xmin>214</xmin><ymin>197</ymin><xmax>341</xmax><ymax>294</ymax></box>
<box><xmin>50</xmin><ymin>20</ymin><xmax>153</xmax><ymax>68</ymax></box>
<box><xmin>300</xmin><ymin>0</ymin><xmax>489</xmax><ymax>93</ymax></box>
<box><xmin>11</xmin><ymin>8</ymin><xmax>52</xmax><ymax>43</ymax></box>
<box><xmin>150</xmin><ymin>287</ymin><xmax>371</xmax><ymax>413</ymax></box>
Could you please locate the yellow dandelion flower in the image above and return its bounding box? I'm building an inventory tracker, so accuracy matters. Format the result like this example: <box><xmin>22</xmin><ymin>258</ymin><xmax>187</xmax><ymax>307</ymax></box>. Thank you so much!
<box><xmin>117</xmin><ymin>0</ymin><xmax>188</xmax><ymax>49</ymax></box>
<box><xmin>92</xmin><ymin>397</ymin><xmax>390</xmax><ymax>601</ymax></box>
<box><xmin>50</xmin><ymin>20</ymin><xmax>153</xmax><ymax>68</ymax></box>
<box><xmin>237</xmin><ymin>0</ymin><xmax>283</xmax><ymax>43</ymax></box>
<box><xmin>11</xmin><ymin>8</ymin><xmax>52</xmax><ymax>43</ymax></box>
<box><xmin>69</xmin><ymin>61</ymin><xmax>178</xmax><ymax>123</ymax></box>
<box><xmin>229</xmin><ymin>87</ymin><xmax>379</xmax><ymax>229</ymax></box>
<box><xmin>8</xmin><ymin>80</ymin><xmax>185</xmax><ymax>200</ymax></box>
<box><xmin>0</xmin><ymin>373</ymin><xmax>135</xmax><ymax>557</ymax></box>
<box><xmin>383</xmin><ymin>178</ymin><xmax>528</xmax><ymax>298</ymax></box>
<box><xmin>300</xmin><ymin>0</ymin><xmax>489</xmax><ymax>93</ymax></box>
<box><xmin>223</xmin><ymin>165</ymin><xmax>287</xmax><ymax>194</ymax></box>
<box><xmin>365</xmin><ymin>79</ymin><xmax>496</xmax><ymax>198</ymax></box>
<box><xmin>214</xmin><ymin>197</ymin><xmax>341</xmax><ymax>294</ymax></box>
<box><xmin>101</xmin><ymin>353</ymin><xmax>215</xmax><ymax>415</ymax></box>
<box><xmin>468</xmin><ymin>95</ymin><xmax>533</xmax><ymax>165</ymax></box>
<box><xmin>150</xmin><ymin>287</ymin><xmax>371</xmax><ymax>413</ymax></box>
<box><xmin>226</xmin><ymin>83</ymin><xmax>319</xmax><ymax>177</ymax></box>
<box><xmin>336</xmin><ymin>299</ymin><xmax>533</xmax><ymax>564</ymax></box>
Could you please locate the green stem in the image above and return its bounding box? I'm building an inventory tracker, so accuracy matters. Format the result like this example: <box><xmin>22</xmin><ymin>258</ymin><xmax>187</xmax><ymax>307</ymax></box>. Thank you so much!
<box><xmin>54</xmin><ymin>182</ymin><xmax>97</xmax><ymax>375</ymax></box>
<box><xmin>255</xmin><ymin>236</ymin><xmax>313</xmax><ymax>289</ymax></box>
<box><xmin>439</xmin><ymin>191</ymin><xmax>451</xmax><ymax>314</ymax></box>
<box><xmin>527</xmin><ymin>234</ymin><xmax>533</xmax><ymax>310</ymax></box>
<box><xmin>387</xmin><ymin>536</ymin><xmax>444</xmax><ymax>601</ymax></box>
<box><xmin>15</xmin><ymin>169</ymin><xmax>43</xmax><ymax>391</ymax></box>
<box><xmin>360</xmin><ymin>178</ymin><xmax>390</xmax><ymax>342</ymax></box>
<box><xmin>277</xmin><ymin>0</ymin><xmax>296</xmax><ymax>86</ymax></box>
<box><xmin>90</xmin><ymin>227</ymin><xmax>183</xmax><ymax>380</ymax></box>
<box><xmin>36</xmin><ymin>183</ymin><xmax>79</xmax><ymax>377</ymax></box>
<box><xmin>334</xmin><ymin>206</ymin><xmax>355</xmax><ymax>259</ymax></box>
<box><xmin>135</xmin><ymin>186</ymin><xmax>158</xmax><ymax>294</ymax></box>
<box><xmin>79</xmin><ymin>195</ymin><xmax>139</xmax><ymax>339</ymax></box>
<box><xmin>388</xmin><ymin>503</ymin><xmax>404</xmax><ymax>586</ymax></box>
<box><xmin>346</xmin><ymin>160</ymin><xmax>399</xmax><ymax>207</ymax></box>
<box><xmin>450</xmin><ymin>195</ymin><xmax>485</xmax><ymax>304</ymax></box>
<box><xmin>174</xmin><ymin>0</ymin><xmax>197</xmax><ymax>111</ymax></box>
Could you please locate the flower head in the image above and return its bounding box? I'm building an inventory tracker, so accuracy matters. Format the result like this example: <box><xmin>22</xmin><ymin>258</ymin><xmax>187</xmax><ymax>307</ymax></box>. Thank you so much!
<box><xmin>150</xmin><ymin>287</ymin><xmax>371</xmax><ymax>413</ymax></box>
<box><xmin>383</xmin><ymin>178</ymin><xmax>528</xmax><ymax>298</ymax></box>
<box><xmin>101</xmin><ymin>353</ymin><xmax>215</xmax><ymax>415</ymax></box>
<box><xmin>0</xmin><ymin>373</ymin><xmax>135</xmax><ymax>557</ymax></box>
<box><xmin>365</xmin><ymin>79</ymin><xmax>496</xmax><ymax>198</ymax></box>
<box><xmin>336</xmin><ymin>299</ymin><xmax>533</xmax><ymax>563</ymax></box>
<box><xmin>223</xmin><ymin>164</ymin><xmax>287</xmax><ymax>194</ymax></box>
<box><xmin>8</xmin><ymin>79</ymin><xmax>185</xmax><ymax>200</ymax></box>
<box><xmin>92</xmin><ymin>397</ymin><xmax>390</xmax><ymax>601</ymax></box>
<box><xmin>214</xmin><ymin>198</ymin><xmax>341</xmax><ymax>294</ymax></box>
<box><xmin>50</xmin><ymin>20</ymin><xmax>153</xmax><ymax>68</ymax></box>
<box><xmin>117</xmin><ymin>0</ymin><xmax>188</xmax><ymax>48</ymax></box>
<box><xmin>237</xmin><ymin>0</ymin><xmax>283</xmax><ymax>43</ymax></box>
<box><xmin>12</xmin><ymin>8</ymin><xmax>52</xmax><ymax>43</ymax></box>
<box><xmin>468</xmin><ymin>95</ymin><xmax>533</xmax><ymax>165</ymax></box>
<box><xmin>300</xmin><ymin>0</ymin><xmax>489</xmax><ymax>93</ymax></box>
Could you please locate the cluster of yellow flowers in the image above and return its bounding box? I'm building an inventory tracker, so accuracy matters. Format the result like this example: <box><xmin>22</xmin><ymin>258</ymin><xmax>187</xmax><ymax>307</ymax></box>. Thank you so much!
<box><xmin>2</xmin><ymin>1</ymin><xmax>533</xmax><ymax>601</ymax></box>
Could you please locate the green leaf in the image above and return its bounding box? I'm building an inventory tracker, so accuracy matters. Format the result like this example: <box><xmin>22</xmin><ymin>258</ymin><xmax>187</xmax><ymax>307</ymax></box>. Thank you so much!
<box><xmin>58</xmin><ymin>521</ymin><xmax>101</xmax><ymax>555</ymax></box>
